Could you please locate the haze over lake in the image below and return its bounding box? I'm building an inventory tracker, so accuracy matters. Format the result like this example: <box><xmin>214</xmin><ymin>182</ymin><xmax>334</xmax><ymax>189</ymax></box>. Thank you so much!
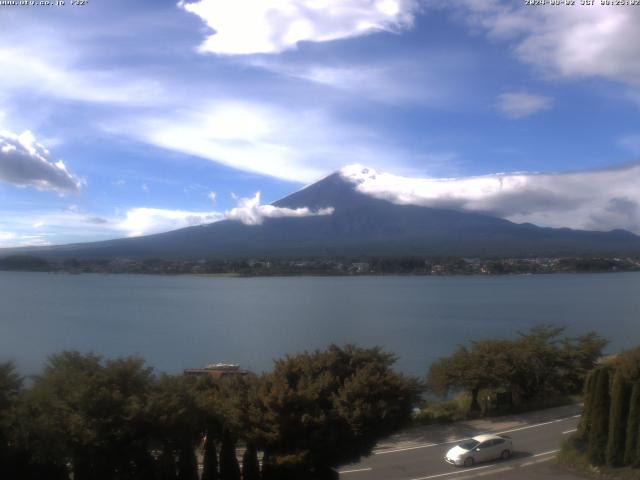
<box><xmin>1</xmin><ymin>271</ymin><xmax>639</xmax><ymax>377</ymax></box>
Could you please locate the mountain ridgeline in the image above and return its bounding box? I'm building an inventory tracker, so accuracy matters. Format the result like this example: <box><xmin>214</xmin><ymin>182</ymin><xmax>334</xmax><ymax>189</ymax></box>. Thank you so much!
<box><xmin>4</xmin><ymin>173</ymin><xmax>640</xmax><ymax>260</ymax></box>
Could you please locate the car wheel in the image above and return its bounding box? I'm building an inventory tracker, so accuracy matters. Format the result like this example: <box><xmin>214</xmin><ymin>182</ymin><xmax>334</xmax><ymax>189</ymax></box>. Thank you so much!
<box><xmin>464</xmin><ymin>457</ymin><xmax>474</xmax><ymax>467</ymax></box>
<box><xmin>500</xmin><ymin>449</ymin><xmax>511</xmax><ymax>460</ymax></box>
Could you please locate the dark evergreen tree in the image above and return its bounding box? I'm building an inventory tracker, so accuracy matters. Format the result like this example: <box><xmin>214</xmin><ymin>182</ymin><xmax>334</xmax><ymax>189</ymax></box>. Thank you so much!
<box><xmin>219</xmin><ymin>432</ymin><xmax>241</xmax><ymax>480</ymax></box>
<box><xmin>578</xmin><ymin>369</ymin><xmax>597</xmax><ymax>439</ymax></box>
<box><xmin>177</xmin><ymin>442</ymin><xmax>199</xmax><ymax>480</ymax></box>
<box><xmin>624</xmin><ymin>382</ymin><xmax>640</xmax><ymax>467</ymax></box>
<box><xmin>158</xmin><ymin>449</ymin><xmax>178</xmax><ymax>480</ymax></box>
<box><xmin>588</xmin><ymin>367</ymin><xmax>611</xmax><ymax>466</ymax></box>
<box><xmin>0</xmin><ymin>362</ymin><xmax>22</xmax><ymax>480</ymax></box>
<box><xmin>606</xmin><ymin>372</ymin><xmax>631</xmax><ymax>466</ymax></box>
<box><xmin>201</xmin><ymin>435</ymin><xmax>219</xmax><ymax>480</ymax></box>
<box><xmin>242</xmin><ymin>444</ymin><xmax>260</xmax><ymax>480</ymax></box>
<box><xmin>260</xmin><ymin>450</ymin><xmax>275</xmax><ymax>480</ymax></box>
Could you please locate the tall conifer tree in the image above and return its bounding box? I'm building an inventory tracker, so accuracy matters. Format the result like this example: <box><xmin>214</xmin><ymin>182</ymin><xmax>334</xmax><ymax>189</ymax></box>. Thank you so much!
<box><xmin>625</xmin><ymin>383</ymin><xmax>640</xmax><ymax>467</ymax></box>
<box><xmin>606</xmin><ymin>373</ymin><xmax>631</xmax><ymax>466</ymax></box>
<box><xmin>588</xmin><ymin>367</ymin><xmax>611</xmax><ymax>466</ymax></box>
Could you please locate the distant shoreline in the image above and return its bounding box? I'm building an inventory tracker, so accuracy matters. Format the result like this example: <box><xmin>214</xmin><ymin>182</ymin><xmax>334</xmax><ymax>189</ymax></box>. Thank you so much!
<box><xmin>1</xmin><ymin>256</ymin><xmax>639</xmax><ymax>278</ymax></box>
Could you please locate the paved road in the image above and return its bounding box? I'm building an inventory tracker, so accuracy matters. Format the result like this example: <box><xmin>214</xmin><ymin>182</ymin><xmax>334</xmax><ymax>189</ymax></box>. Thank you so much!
<box><xmin>338</xmin><ymin>405</ymin><xmax>583</xmax><ymax>480</ymax></box>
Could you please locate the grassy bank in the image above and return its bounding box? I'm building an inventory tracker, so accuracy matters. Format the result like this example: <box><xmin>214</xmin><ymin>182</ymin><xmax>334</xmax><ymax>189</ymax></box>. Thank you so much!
<box><xmin>413</xmin><ymin>391</ymin><xmax>581</xmax><ymax>426</ymax></box>
<box><xmin>557</xmin><ymin>436</ymin><xmax>640</xmax><ymax>480</ymax></box>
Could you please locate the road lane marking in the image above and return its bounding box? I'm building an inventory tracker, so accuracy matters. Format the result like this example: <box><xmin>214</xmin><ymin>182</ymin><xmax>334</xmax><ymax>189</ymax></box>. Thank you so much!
<box><xmin>406</xmin><ymin>449</ymin><xmax>561</xmax><ymax>480</ymax></box>
<box><xmin>498</xmin><ymin>416</ymin><xmax>579</xmax><ymax>435</ymax></box>
<box><xmin>520</xmin><ymin>456</ymin><xmax>554</xmax><ymax>467</ymax></box>
<box><xmin>374</xmin><ymin>414</ymin><xmax>580</xmax><ymax>455</ymax></box>
<box><xmin>562</xmin><ymin>428</ymin><xmax>577</xmax><ymax>434</ymax></box>
<box><xmin>338</xmin><ymin>467</ymin><xmax>373</xmax><ymax>474</ymax></box>
<box><xmin>375</xmin><ymin>443</ymin><xmax>436</xmax><ymax>455</ymax></box>
<box><xmin>408</xmin><ymin>464</ymin><xmax>495</xmax><ymax>480</ymax></box>
<box><xmin>533</xmin><ymin>449</ymin><xmax>559</xmax><ymax>457</ymax></box>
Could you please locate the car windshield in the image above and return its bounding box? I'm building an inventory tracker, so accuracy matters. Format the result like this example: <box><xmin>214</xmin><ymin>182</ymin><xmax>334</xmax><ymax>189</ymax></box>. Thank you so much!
<box><xmin>459</xmin><ymin>440</ymin><xmax>480</xmax><ymax>451</ymax></box>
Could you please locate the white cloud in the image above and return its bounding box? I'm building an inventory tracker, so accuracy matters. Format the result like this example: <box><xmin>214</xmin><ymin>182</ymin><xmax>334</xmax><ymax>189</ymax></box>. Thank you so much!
<box><xmin>0</xmin><ymin>48</ymin><xmax>164</xmax><ymax>106</ymax></box>
<box><xmin>0</xmin><ymin>231</ymin><xmax>51</xmax><ymax>248</ymax></box>
<box><xmin>247</xmin><ymin>55</ymin><xmax>458</xmax><ymax>105</ymax></box>
<box><xmin>0</xmin><ymin>129</ymin><xmax>81</xmax><ymax>194</ymax></box>
<box><xmin>208</xmin><ymin>191</ymin><xmax>217</xmax><ymax>204</ymax></box>
<box><xmin>497</xmin><ymin>92</ymin><xmax>552</xmax><ymax>119</ymax></box>
<box><xmin>0</xmin><ymin>191</ymin><xmax>336</xmax><ymax>245</ymax></box>
<box><xmin>107</xmin><ymin>101</ymin><xmax>436</xmax><ymax>183</ymax></box>
<box><xmin>340</xmin><ymin>163</ymin><xmax>640</xmax><ymax>234</ymax></box>
<box><xmin>444</xmin><ymin>1</ymin><xmax>640</xmax><ymax>88</ymax></box>
<box><xmin>117</xmin><ymin>208</ymin><xmax>224</xmax><ymax>237</ymax></box>
<box><xmin>619</xmin><ymin>134</ymin><xmax>640</xmax><ymax>155</ymax></box>
<box><xmin>224</xmin><ymin>191</ymin><xmax>334</xmax><ymax>225</ymax></box>
<box><xmin>179</xmin><ymin>0</ymin><xmax>420</xmax><ymax>55</ymax></box>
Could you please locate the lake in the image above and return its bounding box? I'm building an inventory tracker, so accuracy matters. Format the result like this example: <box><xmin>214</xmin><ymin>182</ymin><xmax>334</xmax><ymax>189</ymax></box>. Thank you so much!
<box><xmin>1</xmin><ymin>271</ymin><xmax>639</xmax><ymax>377</ymax></box>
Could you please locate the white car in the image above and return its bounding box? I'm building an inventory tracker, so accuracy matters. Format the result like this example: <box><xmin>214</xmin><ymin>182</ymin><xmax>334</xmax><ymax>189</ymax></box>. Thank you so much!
<box><xmin>445</xmin><ymin>434</ymin><xmax>513</xmax><ymax>467</ymax></box>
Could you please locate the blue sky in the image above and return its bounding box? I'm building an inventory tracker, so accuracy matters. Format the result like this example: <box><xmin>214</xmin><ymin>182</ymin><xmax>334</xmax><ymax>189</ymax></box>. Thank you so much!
<box><xmin>1</xmin><ymin>0</ymin><xmax>640</xmax><ymax>246</ymax></box>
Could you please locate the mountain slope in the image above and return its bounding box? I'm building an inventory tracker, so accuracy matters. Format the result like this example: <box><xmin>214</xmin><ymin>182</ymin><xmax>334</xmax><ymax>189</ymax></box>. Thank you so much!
<box><xmin>4</xmin><ymin>173</ymin><xmax>640</xmax><ymax>259</ymax></box>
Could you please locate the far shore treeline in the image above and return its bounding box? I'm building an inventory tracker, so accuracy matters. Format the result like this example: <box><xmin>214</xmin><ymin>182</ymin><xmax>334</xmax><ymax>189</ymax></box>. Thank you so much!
<box><xmin>1</xmin><ymin>254</ymin><xmax>639</xmax><ymax>276</ymax></box>
<box><xmin>0</xmin><ymin>327</ymin><xmax>616</xmax><ymax>480</ymax></box>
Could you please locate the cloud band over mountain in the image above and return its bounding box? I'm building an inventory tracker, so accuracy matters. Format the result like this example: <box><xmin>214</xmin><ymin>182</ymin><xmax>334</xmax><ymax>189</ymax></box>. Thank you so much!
<box><xmin>340</xmin><ymin>163</ymin><xmax>640</xmax><ymax>235</ymax></box>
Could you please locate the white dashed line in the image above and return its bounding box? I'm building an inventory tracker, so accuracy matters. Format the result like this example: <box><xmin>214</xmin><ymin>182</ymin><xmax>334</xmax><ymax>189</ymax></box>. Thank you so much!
<box><xmin>339</xmin><ymin>467</ymin><xmax>373</xmax><ymax>474</ymax></box>
<box><xmin>533</xmin><ymin>449</ymin><xmax>559</xmax><ymax>457</ymax></box>
<box><xmin>375</xmin><ymin>443</ymin><xmax>436</xmax><ymax>455</ymax></box>
<box><xmin>562</xmin><ymin>428</ymin><xmax>577</xmax><ymax>434</ymax></box>
<box><xmin>408</xmin><ymin>464</ymin><xmax>495</xmax><ymax>480</ymax></box>
<box><xmin>374</xmin><ymin>414</ymin><xmax>579</xmax><ymax>455</ymax></box>
<box><xmin>408</xmin><ymin>450</ymin><xmax>560</xmax><ymax>480</ymax></box>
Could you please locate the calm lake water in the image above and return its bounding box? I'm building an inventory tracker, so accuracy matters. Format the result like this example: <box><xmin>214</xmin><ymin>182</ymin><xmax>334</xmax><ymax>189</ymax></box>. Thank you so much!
<box><xmin>1</xmin><ymin>271</ymin><xmax>639</xmax><ymax>377</ymax></box>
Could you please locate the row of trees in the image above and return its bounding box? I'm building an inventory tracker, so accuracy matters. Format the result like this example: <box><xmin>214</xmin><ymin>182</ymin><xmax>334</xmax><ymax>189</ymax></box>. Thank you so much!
<box><xmin>0</xmin><ymin>346</ymin><xmax>421</xmax><ymax>480</ymax></box>
<box><xmin>577</xmin><ymin>347</ymin><xmax>640</xmax><ymax>468</ymax></box>
<box><xmin>426</xmin><ymin>325</ymin><xmax>608</xmax><ymax>412</ymax></box>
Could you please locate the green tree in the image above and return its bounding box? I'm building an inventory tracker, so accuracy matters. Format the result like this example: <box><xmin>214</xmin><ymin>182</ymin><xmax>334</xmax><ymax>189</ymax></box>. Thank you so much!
<box><xmin>588</xmin><ymin>367</ymin><xmax>611</xmax><ymax>466</ymax></box>
<box><xmin>577</xmin><ymin>369</ymin><xmax>598</xmax><ymax>439</ymax></box>
<box><xmin>21</xmin><ymin>352</ymin><xmax>154</xmax><ymax>480</ymax></box>
<box><xmin>606</xmin><ymin>372</ymin><xmax>631</xmax><ymax>466</ymax></box>
<box><xmin>0</xmin><ymin>362</ymin><xmax>23</xmax><ymax>478</ymax></box>
<box><xmin>219</xmin><ymin>431</ymin><xmax>241</xmax><ymax>480</ymax></box>
<box><xmin>615</xmin><ymin>347</ymin><xmax>640</xmax><ymax>382</ymax></box>
<box><xmin>201</xmin><ymin>435</ymin><xmax>219</xmax><ymax>480</ymax></box>
<box><xmin>560</xmin><ymin>331</ymin><xmax>609</xmax><ymax>394</ymax></box>
<box><xmin>177</xmin><ymin>440</ymin><xmax>199</xmax><ymax>480</ymax></box>
<box><xmin>146</xmin><ymin>374</ymin><xmax>206</xmax><ymax>480</ymax></box>
<box><xmin>428</xmin><ymin>326</ymin><xmax>608</xmax><ymax>411</ymax></box>
<box><xmin>624</xmin><ymin>382</ymin><xmax>640</xmax><ymax>467</ymax></box>
<box><xmin>242</xmin><ymin>444</ymin><xmax>260</xmax><ymax>480</ymax></box>
<box><xmin>507</xmin><ymin>325</ymin><xmax>566</xmax><ymax>403</ymax></box>
<box><xmin>427</xmin><ymin>344</ymin><xmax>505</xmax><ymax>413</ymax></box>
<box><xmin>257</xmin><ymin>345</ymin><xmax>421</xmax><ymax>477</ymax></box>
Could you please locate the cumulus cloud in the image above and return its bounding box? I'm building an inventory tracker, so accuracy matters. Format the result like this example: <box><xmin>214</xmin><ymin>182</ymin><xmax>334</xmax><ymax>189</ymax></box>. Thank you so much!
<box><xmin>442</xmin><ymin>1</ymin><xmax>640</xmax><ymax>88</ymax></box>
<box><xmin>0</xmin><ymin>192</ymin><xmax>336</xmax><ymax>246</ymax></box>
<box><xmin>179</xmin><ymin>0</ymin><xmax>420</xmax><ymax>55</ymax></box>
<box><xmin>224</xmin><ymin>191</ymin><xmax>334</xmax><ymax>225</ymax></box>
<box><xmin>0</xmin><ymin>130</ymin><xmax>81</xmax><ymax>194</ymax></box>
<box><xmin>340</xmin><ymin>163</ymin><xmax>640</xmax><ymax>234</ymax></box>
<box><xmin>497</xmin><ymin>92</ymin><xmax>552</xmax><ymax>119</ymax></box>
